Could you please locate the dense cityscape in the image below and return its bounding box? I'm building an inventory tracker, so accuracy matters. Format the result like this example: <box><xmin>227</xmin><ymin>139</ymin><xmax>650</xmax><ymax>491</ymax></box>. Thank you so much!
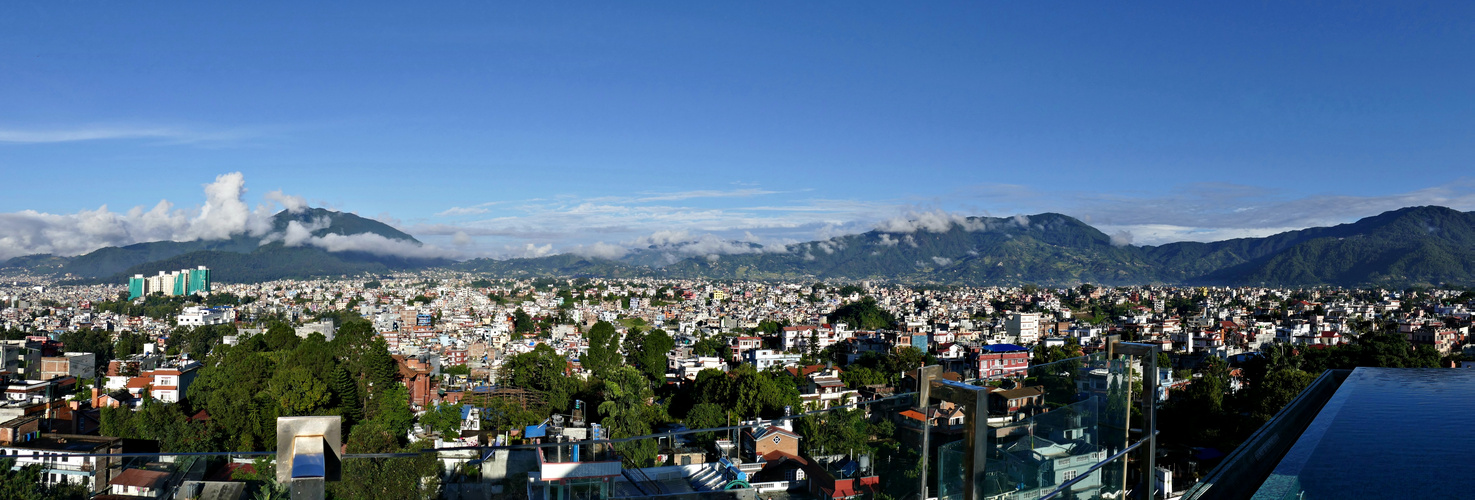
<box><xmin>5</xmin><ymin>2</ymin><xmax>1472</xmax><ymax>499</ymax></box>
<box><xmin>0</xmin><ymin>263</ymin><xmax>1468</xmax><ymax>498</ymax></box>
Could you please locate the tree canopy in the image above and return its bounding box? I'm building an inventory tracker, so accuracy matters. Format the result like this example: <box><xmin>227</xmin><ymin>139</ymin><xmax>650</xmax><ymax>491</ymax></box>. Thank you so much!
<box><xmin>826</xmin><ymin>296</ymin><xmax>896</xmax><ymax>330</ymax></box>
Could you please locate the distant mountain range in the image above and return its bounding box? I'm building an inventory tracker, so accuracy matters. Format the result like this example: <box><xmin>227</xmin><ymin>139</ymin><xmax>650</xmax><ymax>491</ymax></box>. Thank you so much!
<box><xmin>2</xmin><ymin>208</ymin><xmax>449</xmax><ymax>284</ymax></box>
<box><xmin>5</xmin><ymin>206</ymin><xmax>1474</xmax><ymax>287</ymax></box>
<box><xmin>453</xmin><ymin>206</ymin><xmax>1475</xmax><ymax>288</ymax></box>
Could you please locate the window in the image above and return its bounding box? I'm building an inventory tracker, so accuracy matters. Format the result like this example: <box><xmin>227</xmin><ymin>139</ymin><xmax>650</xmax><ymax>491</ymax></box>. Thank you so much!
<box><xmin>1063</xmin><ymin>470</ymin><xmax>1077</xmax><ymax>481</ymax></box>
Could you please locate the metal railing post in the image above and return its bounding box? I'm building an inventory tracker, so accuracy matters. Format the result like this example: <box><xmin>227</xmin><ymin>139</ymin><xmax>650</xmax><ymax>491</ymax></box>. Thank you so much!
<box><xmin>277</xmin><ymin>417</ymin><xmax>342</xmax><ymax>500</ymax></box>
<box><xmin>1108</xmin><ymin>338</ymin><xmax>1161</xmax><ymax>499</ymax></box>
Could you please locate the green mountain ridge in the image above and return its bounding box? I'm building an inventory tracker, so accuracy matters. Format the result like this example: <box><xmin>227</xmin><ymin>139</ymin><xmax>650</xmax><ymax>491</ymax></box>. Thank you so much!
<box><xmin>4</xmin><ymin>208</ymin><xmax>444</xmax><ymax>283</ymax></box>
<box><xmin>451</xmin><ymin>206</ymin><xmax>1475</xmax><ymax>288</ymax></box>
<box><xmin>7</xmin><ymin>206</ymin><xmax>1474</xmax><ymax>287</ymax></box>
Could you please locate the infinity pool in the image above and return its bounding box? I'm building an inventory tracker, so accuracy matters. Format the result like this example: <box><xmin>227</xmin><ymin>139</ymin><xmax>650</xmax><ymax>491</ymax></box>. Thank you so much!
<box><xmin>1251</xmin><ymin>367</ymin><xmax>1475</xmax><ymax>500</ymax></box>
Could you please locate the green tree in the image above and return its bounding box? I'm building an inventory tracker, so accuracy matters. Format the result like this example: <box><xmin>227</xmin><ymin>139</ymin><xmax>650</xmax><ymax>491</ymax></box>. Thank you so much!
<box><xmin>329</xmin><ymin>421</ymin><xmax>441</xmax><ymax>500</ymax></box>
<box><xmin>0</xmin><ymin>457</ymin><xmax>90</xmax><ymax>499</ymax></box>
<box><xmin>332</xmin><ymin>366</ymin><xmax>363</xmax><ymax>426</ymax></box>
<box><xmin>115</xmin><ymin>330</ymin><xmax>147</xmax><ymax>359</ymax></box>
<box><xmin>796</xmin><ymin>408</ymin><xmax>871</xmax><ymax>457</ymax></box>
<box><xmin>419</xmin><ymin>403</ymin><xmax>464</xmax><ymax>436</ymax></box>
<box><xmin>826</xmin><ymin>297</ymin><xmax>897</xmax><ymax>330</ymax></box>
<box><xmin>840</xmin><ymin>366</ymin><xmax>887</xmax><ymax>389</ymax></box>
<box><xmin>692</xmin><ymin>369</ymin><xmax>731</xmax><ymax>407</ymax></box>
<box><xmin>263</xmin><ymin>322</ymin><xmax>300</xmax><ymax>351</ymax></box>
<box><xmin>271</xmin><ymin>367</ymin><xmax>331</xmax><ymax>415</ymax></box>
<box><xmin>364</xmin><ymin>338</ymin><xmax>398</xmax><ymax>396</ymax></box>
<box><xmin>691</xmin><ymin>335</ymin><xmax>727</xmax><ymax>359</ymax></box>
<box><xmin>598</xmin><ymin>366</ymin><xmax>660</xmax><ymax>467</ymax></box>
<box><xmin>684</xmin><ymin>402</ymin><xmax>727</xmax><ymax>447</ymax></box>
<box><xmin>481</xmin><ymin>396</ymin><xmax>542</xmax><ymax>433</ymax></box>
<box><xmin>368</xmin><ymin>385</ymin><xmax>415</xmax><ymax>440</ymax></box>
<box><xmin>632</xmin><ymin>329</ymin><xmax>675</xmax><ymax>384</ymax></box>
<box><xmin>285</xmin><ymin>334</ymin><xmax>337</xmax><ymax>385</ymax></box>
<box><xmin>501</xmin><ymin>344</ymin><xmax>579</xmax><ymax>412</ymax></box>
<box><xmin>513</xmin><ymin>308</ymin><xmax>534</xmax><ymax>334</ymax></box>
<box><xmin>584</xmin><ymin>321</ymin><xmax>622</xmax><ymax>379</ymax></box>
<box><xmin>1251</xmin><ymin>368</ymin><xmax>1316</xmax><ymax>422</ymax></box>
<box><xmin>59</xmin><ymin>328</ymin><xmax>113</xmax><ymax>377</ymax></box>
<box><xmin>756</xmin><ymin>319</ymin><xmax>787</xmax><ymax>335</ymax></box>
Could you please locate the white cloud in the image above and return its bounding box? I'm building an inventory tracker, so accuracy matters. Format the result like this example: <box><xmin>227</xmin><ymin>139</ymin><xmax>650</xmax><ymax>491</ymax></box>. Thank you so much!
<box><xmin>435</xmin><ymin>202</ymin><xmax>502</xmax><ymax>217</ymax></box>
<box><xmin>1109</xmin><ymin>230</ymin><xmax>1134</xmax><ymax>247</ymax></box>
<box><xmin>265</xmin><ymin>190</ymin><xmax>309</xmax><ymax>213</ymax></box>
<box><xmin>569</xmin><ymin>242</ymin><xmax>629</xmax><ymax>260</ymax></box>
<box><xmin>932</xmin><ymin>256</ymin><xmax>953</xmax><ymax>266</ymax></box>
<box><xmin>306</xmin><ymin>232</ymin><xmax>454</xmax><ymax>259</ymax></box>
<box><xmin>279</xmin><ymin>217</ymin><xmax>332</xmax><ymax>247</ymax></box>
<box><xmin>187</xmin><ymin>173</ymin><xmax>274</xmax><ymax>241</ymax></box>
<box><xmin>0</xmin><ymin>172</ymin><xmax>462</xmax><ymax>262</ymax></box>
<box><xmin>1002</xmin><ymin>180</ymin><xmax>1475</xmax><ymax>244</ymax></box>
<box><xmin>1095</xmin><ymin>224</ymin><xmax>1303</xmax><ymax>246</ymax></box>
<box><xmin>630</xmin><ymin>188</ymin><xmax>781</xmax><ymax>202</ymax></box>
<box><xmin>410</xmin><ymin>180</ymin><xmax>1475</xmax><ymax>259</ymax></box>
<box><xmin>0</xmin><ymin>125</ymin><xmax>246</xmax><ymax>144</ymax></box>
<box><xmin>520</xmin><ymin>243</ymin><xmax>554</xmax><ymax>258</ymax></box>
<box><xmin>623</xmin><ymin>230</ymin><xmax>790</xmax><ymax>259</ymax></box>
<box><xmin>0</xmin><ymin>172</ymin><xmax>300</xmax><ymax>261</ymax></box>
<box><xmin>452</xmin><ymin>231</ymin><xmax>473</xmax><ymax>247</ymax></box>
<box><xmin>874</xmin><ymin>209</ymin><xmax>999</xmax><ymax>234</ymax></box>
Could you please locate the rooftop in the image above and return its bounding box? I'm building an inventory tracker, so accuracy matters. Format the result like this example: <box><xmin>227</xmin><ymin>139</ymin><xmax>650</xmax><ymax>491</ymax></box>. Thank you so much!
<box><xmin>5</xmin><ymin>434</ymin><xmax>119</xmax><ymax>452</ymax></box>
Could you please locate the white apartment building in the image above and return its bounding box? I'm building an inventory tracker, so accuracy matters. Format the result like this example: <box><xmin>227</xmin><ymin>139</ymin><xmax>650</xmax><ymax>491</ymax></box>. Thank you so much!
<box><xmin>176</xmin><ymin>306</ymin><xmax>233</xmax><ymax>327</ymax></box>
<box><xmin>1007</xmin><ymin>312</ymin><xmax>1041</xmax><ymax>344</ymax></box>
<box><xmin>743</xmin><ymin>349</ymin><xmax>801</xmax><ymax>371</ymax></box>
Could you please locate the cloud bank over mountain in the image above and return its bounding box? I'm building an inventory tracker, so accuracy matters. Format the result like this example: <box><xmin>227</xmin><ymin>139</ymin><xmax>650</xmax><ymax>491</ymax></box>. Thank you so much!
<box><xmin>0</xmin><ymin>173</ymin><xmax>279</xmax><ymax>260</ymax></box>
<box><xmin>8</xmin><ymin>173</ymin><xmax>1475</xmax><ymax>265</ymax></box>
<box><xmin>0</xmin><ymin>173</ymin><xmax>454</xmax><ymax>262</ymax></box>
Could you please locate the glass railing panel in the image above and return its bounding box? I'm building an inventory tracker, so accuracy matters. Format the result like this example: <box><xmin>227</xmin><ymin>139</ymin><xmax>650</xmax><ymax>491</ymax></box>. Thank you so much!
<box><xmin>933</xmin><ymin>352</ymin><xmax>1139</xmax><ymax>500</ymax></box>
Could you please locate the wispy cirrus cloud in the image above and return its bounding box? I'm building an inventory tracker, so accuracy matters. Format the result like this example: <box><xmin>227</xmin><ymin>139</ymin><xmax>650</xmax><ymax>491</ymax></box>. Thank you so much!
<box><xmin>435</xmin><ymin>189</ymin><xmax>787</xmax><ymax>219</ymax></box>
<box><xmin>0</xmin><ymin>124</ymin><xmax>250</xmax><ymax>144</ymax></box>
<box><xmin>628</xmin><ymin>188</ymin><xmax>782</xmax><ymax>202</ymax></box>
<box><xmin>435</xmin><ymin>202</ymin><xmax>505</xmax><ymax>217</ymax></box>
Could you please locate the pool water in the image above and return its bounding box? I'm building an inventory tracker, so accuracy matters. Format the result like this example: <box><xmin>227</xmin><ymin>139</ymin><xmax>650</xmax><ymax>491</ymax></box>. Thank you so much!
<box><xmin>1252</xmin><ymin>368</ymin><xmax>1475</xmax><ymax>500</ymax></box>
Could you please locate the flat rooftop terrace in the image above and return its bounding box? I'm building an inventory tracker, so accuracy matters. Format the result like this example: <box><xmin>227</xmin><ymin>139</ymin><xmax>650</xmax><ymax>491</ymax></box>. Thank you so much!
<box><xmin>1251</xmin><ymin>368</ymin><xmax>1475</xmax><ymax>499</ymax></box>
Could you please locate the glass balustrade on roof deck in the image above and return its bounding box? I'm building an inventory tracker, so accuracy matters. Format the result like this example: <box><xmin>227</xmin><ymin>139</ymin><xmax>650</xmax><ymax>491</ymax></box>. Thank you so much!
<box><xmin>935</xmin><ymin>351</ymin><xmax>1148</xmax><ymax>500</ymax></box>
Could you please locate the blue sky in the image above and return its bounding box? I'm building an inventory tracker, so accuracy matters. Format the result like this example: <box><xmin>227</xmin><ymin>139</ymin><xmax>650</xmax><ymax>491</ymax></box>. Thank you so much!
<box><xmin>2</xmin><ymin>2</ymin><xmax>1473</xmax><ymax>260</ymax></box>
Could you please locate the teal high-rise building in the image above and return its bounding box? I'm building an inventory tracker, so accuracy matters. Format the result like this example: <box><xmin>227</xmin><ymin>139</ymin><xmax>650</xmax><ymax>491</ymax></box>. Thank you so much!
<box><xmin>188</xmin><ymin>267</ymin><xmax>211</xmax><ymax>295</ymax></box>
<box><xmin>128</xmin><ymin>276</ymin><xmax>146</xmax><ymax>300</ymax></box>
<box><xmin>128</xmin><ymin>266</ymin><xmax>211</xmax><ymax>300</ymax></box>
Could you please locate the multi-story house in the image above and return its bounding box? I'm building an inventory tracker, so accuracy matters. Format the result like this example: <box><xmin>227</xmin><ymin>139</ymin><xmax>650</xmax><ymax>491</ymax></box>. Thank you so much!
<box><xmin>1007</xmin><ymin>313</ymin><xmax>1041</xmax><ymax>344</ymax></box>
<box><xmin>974</xmin><ymin>344</ymin><xmax>1030</xmax><ymax>380</ymax></box>
<box><xmin>0</xmin><ymin>425</ymin><xmax>124</xmax><ymax>495</ymax></box>
<box><xmin>728</xmin><ymin>336</ymin><xmax>764</xmax><ymax>359</ymax></box>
